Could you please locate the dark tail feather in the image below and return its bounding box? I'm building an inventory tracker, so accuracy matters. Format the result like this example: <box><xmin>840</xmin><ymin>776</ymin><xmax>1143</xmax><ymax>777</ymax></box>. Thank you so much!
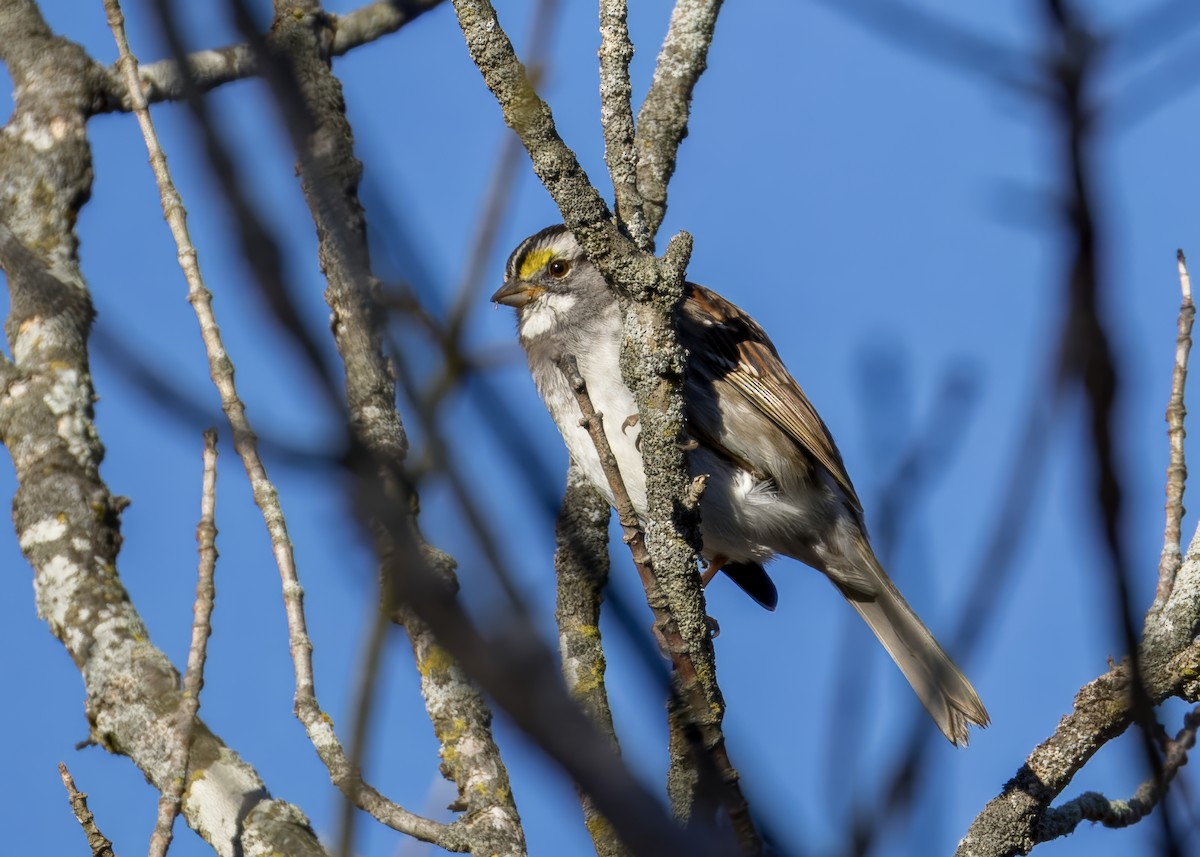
<box><xmin>721</xmin><ymin>562</ymin><xmax>778</xmax><ymax>611</ymax></box>
<box><xmin>837</xmin><ymin>550</ymin><xmax>988</xmax><ymax>745</ymax></box>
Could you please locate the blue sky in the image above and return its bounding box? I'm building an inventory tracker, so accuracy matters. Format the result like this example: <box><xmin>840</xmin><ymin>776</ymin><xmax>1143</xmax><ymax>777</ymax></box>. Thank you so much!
<box><xmin>2</xmin><ymin>1</ymin><xmax>1198</xmax><ymax>855</ymax></box>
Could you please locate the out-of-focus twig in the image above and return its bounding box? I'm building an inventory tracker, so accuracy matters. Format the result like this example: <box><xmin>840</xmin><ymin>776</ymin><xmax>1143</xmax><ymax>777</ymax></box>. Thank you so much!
<box><xmin>59</xmin><ymin>764</ymin><xmax>117</xmax><ymax>857</ymax></box>
<box><xmin>148</xmin><ymin>429</ymin><xmax>220</xmax><ymax>857</ymax></box>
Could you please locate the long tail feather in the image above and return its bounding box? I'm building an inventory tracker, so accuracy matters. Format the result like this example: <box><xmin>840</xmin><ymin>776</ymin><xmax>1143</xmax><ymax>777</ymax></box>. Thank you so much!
<box><xmin>836</xmin><ymin>545</ymin><xmax>988</xmax><ymax>745</ymax></box>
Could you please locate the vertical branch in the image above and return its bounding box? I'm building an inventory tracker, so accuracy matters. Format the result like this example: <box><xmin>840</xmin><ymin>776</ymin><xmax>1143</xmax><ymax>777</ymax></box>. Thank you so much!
<box><xmin>555</xmin><ymin>352</ymin><xmax>757</xmax><ymax>853</ymax></box>
<box><xmin>1154</xmin><ymin>250</ymin><xmax>1194</xmax><ymax>611</ymax></box>
<box><xmin>633</xmin><ymin>0</ymin><xmax>723</xmax><ymax>237</ymax></box>
<box><xmin>553</xmin><ymin>465</ymin><xmax>628</xmax><ymax>857</ymax></box>
<box><xmin>148</xmin><ymin>430</ymin><xmax>220</xmax><ymax>857</ymax></box>
<box><xmin>598</xmin><ymin>0</ymin><xmax>647</xmax><ymax>245</ymax></box>
<box><xmin>0</xmin><ymin>3</ymin><xmax>322</xmax><ymax>855</ymax></box>
<box><xmin>453</xmin><ymin>0</ymin><xmax>752</xmax><ymax>845</ymax></box>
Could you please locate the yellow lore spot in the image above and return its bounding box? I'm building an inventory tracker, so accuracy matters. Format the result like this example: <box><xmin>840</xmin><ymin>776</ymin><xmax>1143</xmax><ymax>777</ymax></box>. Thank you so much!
<box><xmin>518</xmin><ymin>248</ymin><xmax>556</xmax><ymax>281</ymax></box>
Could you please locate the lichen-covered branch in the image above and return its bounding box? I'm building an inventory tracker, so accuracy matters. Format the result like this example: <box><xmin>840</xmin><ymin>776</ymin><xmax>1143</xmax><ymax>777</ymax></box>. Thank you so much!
<box><xmin>555</xmin><ymin>353</ymin><xmax>757</xmax><ymax>852</ymax></box>
<box><xmin>633</xmin><ymin>0</ymin><xmax>723</xmax><ymax>237</ymax></box>
<box><xmin>598</xmin><ymin>0</ymin><xmax>646</xmax><ymax>246</ymax></box>
<box><xmin>0</xmin><ymin>3</ymin><xmax>324</xmax><ymax>855</ymax></box>
<box><xmin>1035</xmin><ymin>707</ymin><xmax>1200</xmax><ymax>843</ymax></box>
<box><xmin>452</xmin><ymin>0</ymin><xmax>750</xmax><ymax>839</ymax></box>
<box><xmin>553</xmin><ymin>465</ymin><xmax>629</xmax><ymax>857</ymax></box>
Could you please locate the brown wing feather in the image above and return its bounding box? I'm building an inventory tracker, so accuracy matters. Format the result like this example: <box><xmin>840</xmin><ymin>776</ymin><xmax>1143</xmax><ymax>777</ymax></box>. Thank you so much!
<box><xmin>678</xmin><ymin>283</ymin><xmax>863</xmax><ymax>513</ymax></box>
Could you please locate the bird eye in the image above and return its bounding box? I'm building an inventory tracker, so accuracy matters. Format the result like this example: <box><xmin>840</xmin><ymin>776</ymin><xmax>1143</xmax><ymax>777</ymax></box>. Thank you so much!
<box><xmin>548</xmin><ymin>259</ymin><xmax>571</xmax><ymax>278</ymax></box>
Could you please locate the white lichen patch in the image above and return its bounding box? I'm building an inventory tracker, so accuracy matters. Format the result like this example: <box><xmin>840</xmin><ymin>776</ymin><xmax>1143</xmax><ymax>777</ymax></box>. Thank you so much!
<box><xmin>18</xmin><ymin>516</ymin><xmax>66</xmax><ymax>549</ymax></box>
<box><xmin>13</xmin><ymin>317</ymin><xmax>44</xmax><ymax>364</ymax></box>
<box><xmin>11</xmin><ymin>111</ymin><xmax>57</xmax><ymax>152</ymax></box>
<box><xmin>43</xmin><ymin>367</ymin><xmax>93</xmax><ymax>467</ymax></box>
<box><xmin>185</xmin><ymin>751</ymin><xmax>269</xmax><ymax>857</ymax></box>
<box><xmin>34</xmin><ymin>554</ymin><xmax>81</xmax><ymax>628</ymax></box>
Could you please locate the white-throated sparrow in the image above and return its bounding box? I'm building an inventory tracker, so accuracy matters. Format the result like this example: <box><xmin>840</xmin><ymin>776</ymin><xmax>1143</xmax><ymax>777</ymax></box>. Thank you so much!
<box><xmin>493</xmin><ymin>225</ymin><xmax>988</xmax><ymax>745</ymax></box>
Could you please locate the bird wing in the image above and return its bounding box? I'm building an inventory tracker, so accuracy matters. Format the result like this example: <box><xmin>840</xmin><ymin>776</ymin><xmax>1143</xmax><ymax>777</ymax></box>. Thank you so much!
<box><xmin>677</xmin><ymin>283</ymin><xmax>863</xmax><ymax>514</ymax></box>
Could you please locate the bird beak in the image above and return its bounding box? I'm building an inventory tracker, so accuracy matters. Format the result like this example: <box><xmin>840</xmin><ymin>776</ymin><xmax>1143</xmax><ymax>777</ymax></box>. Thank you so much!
<box><xmin>491</xmin><ymin>279</ymin><xmax>541</xmax><ymax>308</ymax></box>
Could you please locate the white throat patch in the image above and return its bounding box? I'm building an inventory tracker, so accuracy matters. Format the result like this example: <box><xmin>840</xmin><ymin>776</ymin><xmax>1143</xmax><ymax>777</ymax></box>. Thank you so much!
<box><xmin>519</xmin><ymin>292</ymin><xmax>577</xmax><ymax>340</ymax></box>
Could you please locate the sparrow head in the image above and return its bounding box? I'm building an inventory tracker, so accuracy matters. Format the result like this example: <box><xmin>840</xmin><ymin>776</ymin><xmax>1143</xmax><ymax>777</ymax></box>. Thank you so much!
<box><xmin>492</xmin><ymin>225</ymin><xmax>613</xmax><ymax>342</ymax></box>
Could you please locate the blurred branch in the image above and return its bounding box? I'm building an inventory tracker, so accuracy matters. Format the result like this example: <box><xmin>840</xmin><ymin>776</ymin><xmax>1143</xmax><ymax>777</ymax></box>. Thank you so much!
<box><xmin>108</xmin><ymin>1</ymin><xmax>464</xmax><ymax>848</ymax></box>
<box><xmin>960</xmin><ymin>5</ymin><xmax>1200</xmax><ymax>854</ymax></box>
<box><xmin>98</xmin><ymin>0</ymin><xmax>445</xmax><ymax>111</ymax></box>
<box><xmin>807</xmin><ymin>0</ymin><xmax>1036</xmax><ymax>93</ymax></box>
<box><xmin>148</xmin><ymin>429</ymin><xmax>220</xmax><ymax>857</ymax></box>
<box><xmin>58</xmin><ymin>764</ymin><xmax>117</xmax><ymax>857</ymax></box>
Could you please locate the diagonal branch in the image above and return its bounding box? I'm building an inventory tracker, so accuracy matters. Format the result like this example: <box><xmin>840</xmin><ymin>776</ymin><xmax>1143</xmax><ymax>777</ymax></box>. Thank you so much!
<box><xmin>633</xmin><ymin>0</ymin><xmax>723</xmax><ymax>239</ymax></box>
<box><xmin>1036</xmin><ymin>707</ymin><xmax>1200</xmax><ymax>843</ymax></box>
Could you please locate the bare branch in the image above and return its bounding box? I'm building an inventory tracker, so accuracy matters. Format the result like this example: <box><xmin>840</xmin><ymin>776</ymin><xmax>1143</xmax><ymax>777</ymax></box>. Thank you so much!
<box><xmin>59</xmin><ymin>764</ymin><xmax>117</xmax><ymax>857</ymax></box>
<box><xmin>1154</xmin><ymin>250</ymin><xmax>1194</xmax><ymax>611</ymax></box>
<box><xmin>0</xmin><ymin>3</ymin><xmax>322</xmax><ymax>854</ymax></box>
<box><xmin>956</xmin><ymin>642</ymin><xmax>1200</xmax><ymax>857</ymax></box>
<box><xmin>250</xmin><ymin>2</ymin><xmax>526</xmax><ymax>850</ymax></box>
<box><xmin>148</xmin><ymin>430</ymin><xmax>220</xmax><ymax>857</ymax></box>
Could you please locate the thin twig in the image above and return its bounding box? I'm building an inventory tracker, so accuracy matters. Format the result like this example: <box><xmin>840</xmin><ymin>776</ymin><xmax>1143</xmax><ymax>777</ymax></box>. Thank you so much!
<box><xmin>1155</xmin><ymin>249</ymin><xmax>1194</xmax><ymax>610</ymax></box>
<box><xmin>1037</xmin><ymin>706</ymin><xmax>1200</xmax><ymax>842</ymax></box>
<box><xmin>59</xmin><ymin>764</ymin><xmax>117</xmax><ymax>857</ymax></box>
<box><xmin>104</xmin><ymin>1</ymin><xmax>460</xmax><ymax>847</ymax></box>
<box><xmin>555</xmin><ymin>352</ymin><xmax>759</xmax><ymax>854</ymax></box>
<box><xmin>148</xmin><ymin>430</ymin><xmax>220</xmax><ymax>857</ymax></box>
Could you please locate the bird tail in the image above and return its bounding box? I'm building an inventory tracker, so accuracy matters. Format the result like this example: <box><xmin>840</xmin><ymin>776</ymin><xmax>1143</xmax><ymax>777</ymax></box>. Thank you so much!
<box><xmin>837</xmin><ymin>550</ymin><xmax>989</xmax><ymax>746</ymax></box>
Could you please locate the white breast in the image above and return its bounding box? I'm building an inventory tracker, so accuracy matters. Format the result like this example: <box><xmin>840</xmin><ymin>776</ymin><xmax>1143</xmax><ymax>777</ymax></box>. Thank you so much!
<box><xmin>532</xmin><ymin>311</ymin><xmax>648</xmax><ymax>516</ymax></box>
